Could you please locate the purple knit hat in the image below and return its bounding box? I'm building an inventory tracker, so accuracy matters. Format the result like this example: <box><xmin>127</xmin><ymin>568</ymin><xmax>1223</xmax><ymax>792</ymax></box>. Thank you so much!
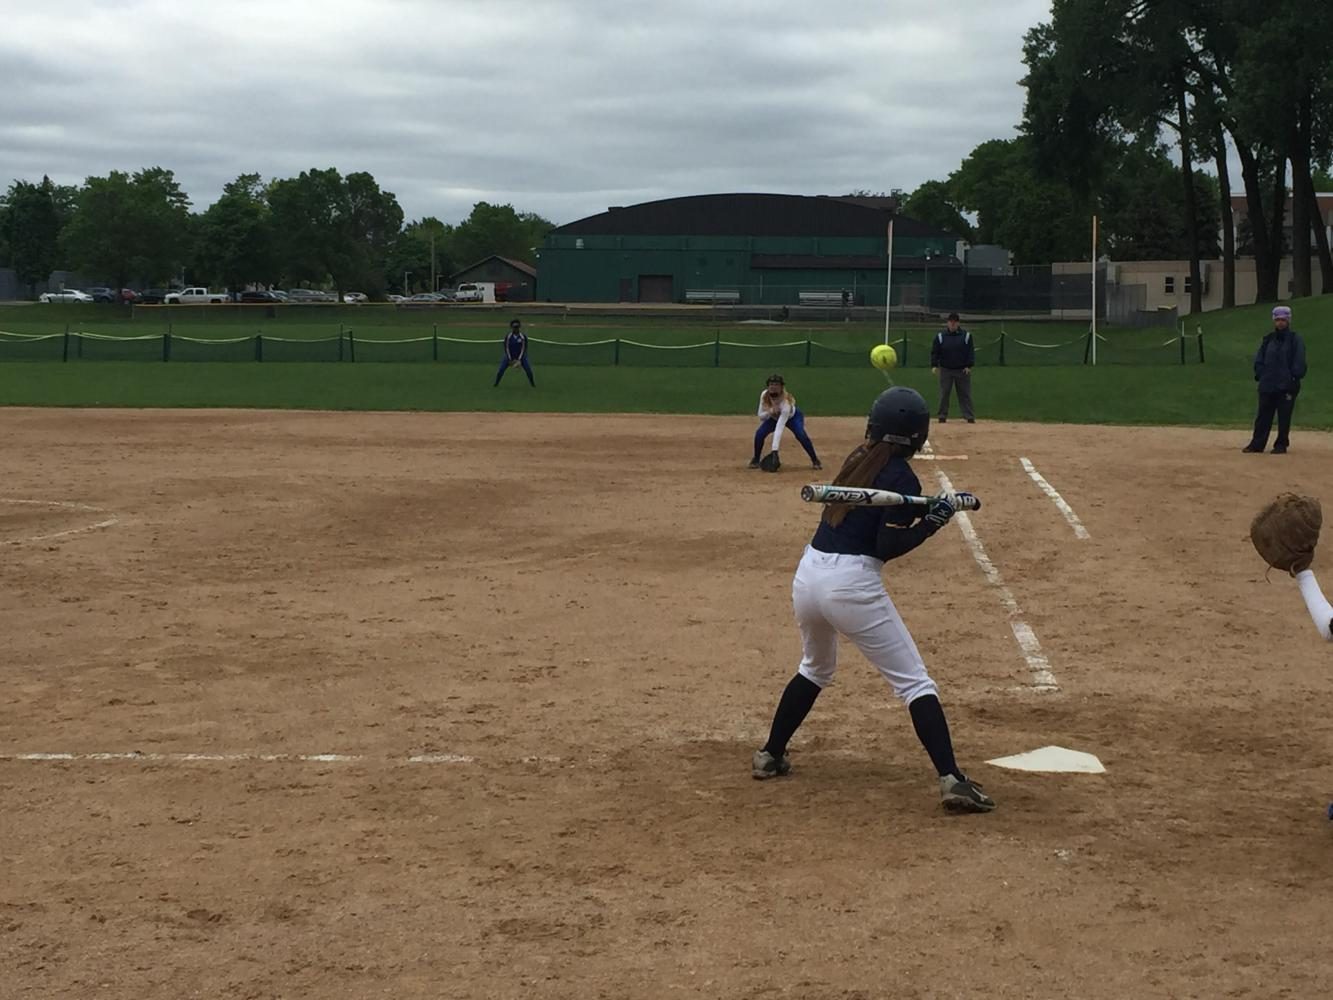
<box><xmin>1273</xmin><ymin>305</ymin><xmax>1292</xmax><ymax>320</ymax></box>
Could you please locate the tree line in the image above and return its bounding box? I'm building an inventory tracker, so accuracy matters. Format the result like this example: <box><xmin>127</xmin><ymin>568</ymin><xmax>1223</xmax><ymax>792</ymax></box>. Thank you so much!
<box><xmin>0</xmin><ymin>168</ymin><xmax>555</xmax><ymax>299</ymax></box>
<box><xmin>904</xmin><ymin>0</ymin><xmax>1333</xmax><ymax>310</ymax></box>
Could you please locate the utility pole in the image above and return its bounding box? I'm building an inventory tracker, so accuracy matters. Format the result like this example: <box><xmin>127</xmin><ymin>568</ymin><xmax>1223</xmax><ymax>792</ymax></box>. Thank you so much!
<box><xmin>431</xmin><ymin>234</ymin><xmax>437</xmax><ymax>293</ymax></box>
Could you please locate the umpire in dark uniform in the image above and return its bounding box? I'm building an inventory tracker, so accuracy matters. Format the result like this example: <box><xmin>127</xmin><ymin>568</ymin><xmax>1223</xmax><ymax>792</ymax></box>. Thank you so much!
<box><xmin>1243</xmin><ymin>305</ymin><xmax>1306</xmax><ymax>454</ymax></box>
<box><xmin>930</xmin><ymin>312</ymin><xmax>975</xmax><ymax>423</ymax></box>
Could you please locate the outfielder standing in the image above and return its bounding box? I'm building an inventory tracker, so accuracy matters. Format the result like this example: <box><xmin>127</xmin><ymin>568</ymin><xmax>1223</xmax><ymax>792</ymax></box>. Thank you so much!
<box><xmin>752</xmin><ymin>385</ymin><xmax>995</xmax><ymax>813</ymax></box>
<box><xmin>493</xmin><ymin>318</ymin><xmax>535</xmax><ymax>388</ymax></box>
<box><xmin>750</xmin><ymin>374</ymin><xmax>822</xmax><ymax>471</ymax></box>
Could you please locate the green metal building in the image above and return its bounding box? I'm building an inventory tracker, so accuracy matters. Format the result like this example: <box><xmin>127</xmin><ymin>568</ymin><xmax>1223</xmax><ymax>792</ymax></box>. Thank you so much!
<box><xmin>536</xmin><ymin>193</ymin><xmax>962</xmax><ymax>306</ymax></box>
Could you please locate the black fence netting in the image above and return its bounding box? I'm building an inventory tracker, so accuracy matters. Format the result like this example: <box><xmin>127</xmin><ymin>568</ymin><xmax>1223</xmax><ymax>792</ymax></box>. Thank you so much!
<box><xmin>0</xmin><ymin>329</ymin><xmax>1206</xmax><ymax>367</ymax></box>
<box><xmin>0</xmin><ymin>333</ymin><xmax>64</xmax><ymax>360</ymax></box>
<box><xmin>347</xmin><ymin>336</ymin><xmax>435</xmax><ymax>363</ymax></box>
<box><xmin>169</xmin><ymin>336</ymin><xmax>257</xmax><ymax>362</ymax></box>
<box><xmin>258</xmin><ymin>336</ymin><xmax>344</xmax><ymax>362</ymax></box>
<box><xmin>73</xmin><ymin>333</ymin><xmax>162</xmax><ymax>361</ymax></box>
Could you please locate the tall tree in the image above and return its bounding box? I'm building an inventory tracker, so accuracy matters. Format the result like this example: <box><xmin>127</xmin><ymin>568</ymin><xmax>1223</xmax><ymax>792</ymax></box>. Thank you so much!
<box><xmin>949</xmin><ymin>138</ymin><xmax>1089</xmax><ymax>264</ymax></box>
<box><xmin>0</xmin><ymin>176</ymin><xmax>76</xmax><ymax>296</ymax></box>
<box><xmin>449</xmin><ymin>202</ymin><xmax>553</xmax><ymax>269</ymax></box>
<box><xmin>386</xmin><ymin>217</ymin><xmax>454</xmax><ymax>294</ymax></box>
<box><xmin>60</xmin><ymin>168</ymin><xmax>192</xmax><ymax>291</ymax></box>
<box><xmin>268</xmin><ymin>168</ymin><xmax>404</xmax><ymax>295</ymax></box>
<box><xmin>193</xmin><ymin>173</ymin><xmax>275</xmax><ymax>292</ymax></box>
<box><xmin>901</xmin><ymin>181</ymin><xmax>975</xmax><ymax>241</ymax></box>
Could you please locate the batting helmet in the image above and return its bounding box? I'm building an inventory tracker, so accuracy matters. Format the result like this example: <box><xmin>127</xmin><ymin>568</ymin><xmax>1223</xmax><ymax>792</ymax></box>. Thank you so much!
<box><xmin>766</xmin><ymin>373</ymin><xmax>785</xmax><ymax>386</ymax></box>
<box><xmin>867</xmin><ymin>386</ymin><xmax>930</xmax><ymax>451</ymax></box>
<box><xmin>510</xmin><ymin>319</ymin><xmax>522</xmax><ymax>330</ymax></box>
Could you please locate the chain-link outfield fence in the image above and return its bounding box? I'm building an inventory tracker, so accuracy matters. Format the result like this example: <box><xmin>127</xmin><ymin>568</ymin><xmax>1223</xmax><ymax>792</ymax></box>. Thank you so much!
<box><xmin>0</xmin><ymin>327</ymin><xmax>1206</xmax><ymax>367</ymax></box>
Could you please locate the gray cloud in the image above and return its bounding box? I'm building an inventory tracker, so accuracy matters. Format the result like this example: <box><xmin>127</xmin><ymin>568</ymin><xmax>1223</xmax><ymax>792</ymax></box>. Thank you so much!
<box><xmin>1</xmin><ymin>0</ymin><xmax>1052</xmax><ymax>224</ymax></box>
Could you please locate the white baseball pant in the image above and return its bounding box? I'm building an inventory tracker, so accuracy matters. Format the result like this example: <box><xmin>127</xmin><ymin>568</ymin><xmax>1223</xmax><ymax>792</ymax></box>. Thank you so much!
<box><xmin>792</xmin><ymin>545</ymin><xmax>939</xmax><ymax>704</ymax></box>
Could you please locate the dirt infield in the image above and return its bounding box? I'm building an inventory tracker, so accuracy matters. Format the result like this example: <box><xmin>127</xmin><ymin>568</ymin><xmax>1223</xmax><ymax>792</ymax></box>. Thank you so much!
<box><xmin>3</xmin><ymin>407</ymin><xmax>1331</xmax><ymax>999</ymax></box>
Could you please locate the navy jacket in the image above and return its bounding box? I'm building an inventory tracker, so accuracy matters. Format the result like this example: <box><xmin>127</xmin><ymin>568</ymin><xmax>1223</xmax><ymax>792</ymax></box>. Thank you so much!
<box><xmin>931</xmin><ymin>328</ymin><xmax>975</xmax><ymax>369</ymax></box>
<box><xmin>1253</xmin><ymin>328</ymin><xmax>1306</xmax><ymax>395</ymax></box>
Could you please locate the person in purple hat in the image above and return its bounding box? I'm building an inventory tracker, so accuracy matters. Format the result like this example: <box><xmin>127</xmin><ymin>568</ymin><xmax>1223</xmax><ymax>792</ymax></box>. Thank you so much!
<box><xmin>1243</xmin><ymin>305</ymin><xmax>1307</xmax><ymax>454</ymax></box>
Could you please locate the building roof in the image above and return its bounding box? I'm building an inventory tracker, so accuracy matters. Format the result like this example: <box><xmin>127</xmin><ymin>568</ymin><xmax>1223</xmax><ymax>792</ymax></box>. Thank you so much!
<box><xmin>553</xmin><ymin>193</ymin><xmax>956</xmax><ymax>239</ymax></box>
<box><xmin>495</xmin><ymin>256</ymin><xmax>537</xmax><ymax>278</ymax></box>
<box><xmin>450</xmin><ymin>254</ymin><xmax>538</xmax><ymax>280</ymax></box>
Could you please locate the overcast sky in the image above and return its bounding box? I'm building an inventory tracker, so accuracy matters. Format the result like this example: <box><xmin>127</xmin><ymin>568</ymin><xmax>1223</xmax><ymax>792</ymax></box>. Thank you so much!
<box><xmin>3</xmin><ymin>0</ymin><xmax>1055</xmax><ymax>226</ymax></box>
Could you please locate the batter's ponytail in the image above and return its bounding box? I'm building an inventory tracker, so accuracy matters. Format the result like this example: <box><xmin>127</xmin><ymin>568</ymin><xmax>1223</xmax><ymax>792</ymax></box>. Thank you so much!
<box><xmin>821</xmin><ymin>440</ymin><xmax>909</xmax><ymax>526</ymax></box>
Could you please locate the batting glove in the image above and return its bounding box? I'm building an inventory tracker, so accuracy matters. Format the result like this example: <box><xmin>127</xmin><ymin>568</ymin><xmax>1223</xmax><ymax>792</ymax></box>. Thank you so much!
<box><xmin>924</xmin><ymin>495</ymin><xmax>956</xmax><ymax>531</ymax></box>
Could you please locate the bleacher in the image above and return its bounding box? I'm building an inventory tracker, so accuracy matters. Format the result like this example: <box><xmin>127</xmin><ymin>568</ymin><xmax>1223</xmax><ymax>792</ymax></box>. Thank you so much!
<box><xmin>797</xmin><ymin>290</ymin><xmax>849</xmax><ymax>306</ymax></box>
<box><xmin>684</xmin><ymin>289</ymin><xmax>741</xmax><ymax>304</ymax></box>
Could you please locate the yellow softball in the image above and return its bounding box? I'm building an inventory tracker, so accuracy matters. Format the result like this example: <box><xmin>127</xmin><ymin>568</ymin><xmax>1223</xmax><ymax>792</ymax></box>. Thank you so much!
<box><xmin>870</xmin><ymin>344</ymin><xmax>898</xmax><ymax>371</ymax></box>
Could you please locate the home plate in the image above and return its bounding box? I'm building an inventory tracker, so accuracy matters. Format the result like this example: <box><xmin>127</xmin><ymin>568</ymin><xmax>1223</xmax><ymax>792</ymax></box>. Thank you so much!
<box><xmin>986</xmin><ymin>746</ymin><xmax>1105</xmax><ymax>774</ymax></box>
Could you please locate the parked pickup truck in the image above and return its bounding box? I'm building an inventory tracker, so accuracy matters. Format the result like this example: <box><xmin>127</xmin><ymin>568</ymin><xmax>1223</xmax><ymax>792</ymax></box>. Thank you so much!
<box><xmin>164</xmin><ymin>287</ymin><xmax>229</xmax><ymax>304</ymax></box>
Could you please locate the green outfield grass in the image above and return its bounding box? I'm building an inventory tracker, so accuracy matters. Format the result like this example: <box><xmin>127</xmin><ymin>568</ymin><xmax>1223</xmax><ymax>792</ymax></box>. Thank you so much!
<box><xmin>0</xmin><ymin>296</ymin><xmax>1328</xmax><ymax>428</ymax></box>
<box><xmin>0</xmin><ymin>356</ymin><xmax>1324</xmax><ymax>430</ymax></box>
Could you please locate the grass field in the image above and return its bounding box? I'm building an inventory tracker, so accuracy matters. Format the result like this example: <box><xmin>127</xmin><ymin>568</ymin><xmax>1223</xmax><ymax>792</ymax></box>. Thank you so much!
<box><xmin>0</xmin><ymin>296</ymin><xmax>1328</xmax><ymax>428</ymax></box>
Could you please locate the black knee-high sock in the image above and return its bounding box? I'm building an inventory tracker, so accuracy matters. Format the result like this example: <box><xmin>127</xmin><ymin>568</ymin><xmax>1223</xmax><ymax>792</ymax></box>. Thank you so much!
<box><xmin>762</xmin><ymin>673</ymin><xmax>822</xmax><ymax>757</ymax></box>
<box><xmin>908</xmin><ymin>694</ymin><xmax>963</xmax><ymax>780</ymax></box>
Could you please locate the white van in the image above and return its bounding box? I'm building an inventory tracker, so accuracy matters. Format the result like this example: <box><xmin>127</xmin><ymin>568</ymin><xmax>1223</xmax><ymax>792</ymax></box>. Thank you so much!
<box><xmin>454</xmin><ymin>281</ymin><xmax>496</xmax><ymax>303</ymax></box>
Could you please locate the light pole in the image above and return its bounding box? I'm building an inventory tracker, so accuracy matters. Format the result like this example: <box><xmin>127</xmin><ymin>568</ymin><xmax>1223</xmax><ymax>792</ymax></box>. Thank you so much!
<box><xmin>404</xmin><ymin>271</ymin><xmax>411</xmax><ymax>295</ymax></box>
<box><xmin>923</xmin><ymin>251</ymin><xmax>931</xmax><ymax>313</ymax></box>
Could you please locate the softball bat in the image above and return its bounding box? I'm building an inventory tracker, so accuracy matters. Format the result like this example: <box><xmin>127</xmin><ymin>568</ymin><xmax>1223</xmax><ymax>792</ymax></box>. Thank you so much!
<box><xmin>800</xmin><ymin>484</ymin><xmax>982</xmax><ymax>511</ymax></box>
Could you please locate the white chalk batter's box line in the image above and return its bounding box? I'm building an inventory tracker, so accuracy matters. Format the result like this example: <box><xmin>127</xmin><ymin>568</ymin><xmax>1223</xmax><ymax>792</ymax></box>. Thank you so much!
<box><xmin>1018</xmin><ymin>458</ymin><xmax>1090</xmax><ymax>539</ymax></box>
<box><xmin>0</xmin><ymin>751</ymin><xmax>560</xmax><ymax>765</ymax></box>
<box><xmin>1</xmin><ymin>497</ymin><xmax>120</xmax><ymax>545</ymax></box>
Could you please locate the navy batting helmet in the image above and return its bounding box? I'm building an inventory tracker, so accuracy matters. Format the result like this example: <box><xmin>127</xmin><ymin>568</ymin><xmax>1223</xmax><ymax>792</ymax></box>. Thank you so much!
<box><xmin>510</xmin><ymin>319</ymin><xmax>522</xmax><ymax>330</ymax></box>
<box><xmin>867</xmin><ymin>386</ymin><xmax>930</xmax><ymax>451</ymax></box>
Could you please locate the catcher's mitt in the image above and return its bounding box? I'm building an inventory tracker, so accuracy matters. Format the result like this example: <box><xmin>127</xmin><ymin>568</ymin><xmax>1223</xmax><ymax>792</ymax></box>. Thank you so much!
<box><xmin>759</xmin><ymin>451</ymin><xmax>781</xmax><ymax>473</ymax></box>
<box><xmin>1250</xmin><ymin>493</ymin><xmax>1322</xmax><ymax>576</ymax></box>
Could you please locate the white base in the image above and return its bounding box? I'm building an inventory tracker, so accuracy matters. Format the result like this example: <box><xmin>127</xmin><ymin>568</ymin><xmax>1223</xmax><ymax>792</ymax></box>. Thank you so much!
<box><xmin>985</xmin><ymin>745</ymin><xmax>1105</xmax><ymax>774</ymax></box>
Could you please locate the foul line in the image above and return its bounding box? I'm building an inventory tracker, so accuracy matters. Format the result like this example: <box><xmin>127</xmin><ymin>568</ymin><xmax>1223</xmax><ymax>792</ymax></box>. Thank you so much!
<box><xmin>935</xmin><ymin>469</ymin><xmax>1059</xmax><ymax>692</ymax></box>
<box><xmin>0</xmin><ymin>751</ymin><xmax>565</xmax><ymax>765</ymax></box>
<box><xmin>2</xmin><ymin>498</ymin><xmax>121</xmax><ymax>545</ymax></box>
<box><xmin>1018</xmin><ymin>458</ymin><xmax>1090</xmax><ymax>539</ymax></box>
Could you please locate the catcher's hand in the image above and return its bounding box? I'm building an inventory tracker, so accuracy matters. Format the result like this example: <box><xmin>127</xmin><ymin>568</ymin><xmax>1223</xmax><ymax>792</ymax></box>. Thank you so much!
<box><xmin>759</xmin><ymin>451</ymin><xmax>781</xmax><ymax>473</ymax></box>
<box><xmin>1251</xmin><ymin>493</ymin><xmax>1321</xmax><ymax>576</ymax></box>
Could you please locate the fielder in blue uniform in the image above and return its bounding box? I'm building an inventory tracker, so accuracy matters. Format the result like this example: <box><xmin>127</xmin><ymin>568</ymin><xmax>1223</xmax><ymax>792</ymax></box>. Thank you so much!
<box><xmin>494</xmin><ymin>319</ymin><xmax>535</xmax><ymax>387</ymax></box>
<box><xmin>749</xmin><ymin>374</ymin><xmax>821</xmax><ymax>470</ymax></box>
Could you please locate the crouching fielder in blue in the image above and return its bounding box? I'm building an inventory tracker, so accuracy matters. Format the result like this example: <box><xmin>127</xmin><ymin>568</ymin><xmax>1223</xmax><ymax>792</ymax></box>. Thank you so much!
<box><xmin>752</xmin><ymin>385</ymin><xmax>995</xmax><ymax>813</ymax></box>
<box><xmin>749</xmin><ymin>373</ymin><xmax>821</xmax><ymax>470</ymax></box>
<box><xmin>494</xmin><ymin>319</ymin><xmax>535</xmax><ymax>387</ymax></box>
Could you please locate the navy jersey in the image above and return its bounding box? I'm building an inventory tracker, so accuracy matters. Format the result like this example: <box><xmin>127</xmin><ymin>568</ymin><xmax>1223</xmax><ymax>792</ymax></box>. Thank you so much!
<box><xmin>505</xmin><ymin>331</ymin><xmax>527</xmax><ymax>360</ymax></box>
<box><xmin>809</xmin><ymin>455</ymin><xmax>921</xmax><ymax>557</ymax></box>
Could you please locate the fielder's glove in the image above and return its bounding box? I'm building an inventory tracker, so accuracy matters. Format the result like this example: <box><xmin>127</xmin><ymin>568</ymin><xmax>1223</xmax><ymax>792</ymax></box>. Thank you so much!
<box><xmin>759</xmin><ymin>451</ymin><xmax>782</xmax><ymax>473</ymax></box>
<box><xmin>1251</xmin><ymin>492</ymin><xmax>1321</xmax><ymax>576</ymax></box>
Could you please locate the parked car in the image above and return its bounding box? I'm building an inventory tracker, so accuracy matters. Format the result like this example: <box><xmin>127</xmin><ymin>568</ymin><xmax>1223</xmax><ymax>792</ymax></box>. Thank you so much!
<box><xmin>118</xmin><ymin>288</ymin><xmax>139</xmax><ymax>304</ymax></box>
<box><xmin>286</xmin><ymin>288</ymin><xmax>337</xmax><ymax>303</ymax></box>
<box><xmin>164</xmin><ymin>286</ymin><xmax>229</xmax><ymax>305</ymax></box>
<box><xmin>87</xmin><ymin>286</ymin><xmax>118</xmax><ymax>303</ymax></box>
<box><xmin>343</xmin><ymin>291</ymin><xmax>368</xmax><ymax>304</ymax></box>
<box><xmin>239</xmin><ymin>290</ymin><xmax>283</xmax><ymax>304</ymax></box>
<box><xmin>137</xmin><ymin>288</ymin><xmax>170</xmax><ymax>304</ymax></box>
<box><xmin>454</xmin><ymin>281</ymin><xmax>496</xmax><ymax>303</ymax></box>
<box><xmin>38</xmin><ymin>289</ymin><xmax>93</xmax><ymax>303</ymax></box>
<box><xmin>385</xmin><ymin>294</ymin><xmax>406</xmax><ymax>303</ymax></box>
<box><xmin>270</xmin><ymin>290</ymin><xmax>289</xmax><ymax>302</ymax></box>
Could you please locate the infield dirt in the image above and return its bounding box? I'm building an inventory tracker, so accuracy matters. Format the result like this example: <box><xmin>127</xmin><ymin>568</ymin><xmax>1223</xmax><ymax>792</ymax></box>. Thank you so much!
<box><xmin>2</xmin><ymin>408</ymin><xmax>1331</xmax><ymax>999</ymax></box>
